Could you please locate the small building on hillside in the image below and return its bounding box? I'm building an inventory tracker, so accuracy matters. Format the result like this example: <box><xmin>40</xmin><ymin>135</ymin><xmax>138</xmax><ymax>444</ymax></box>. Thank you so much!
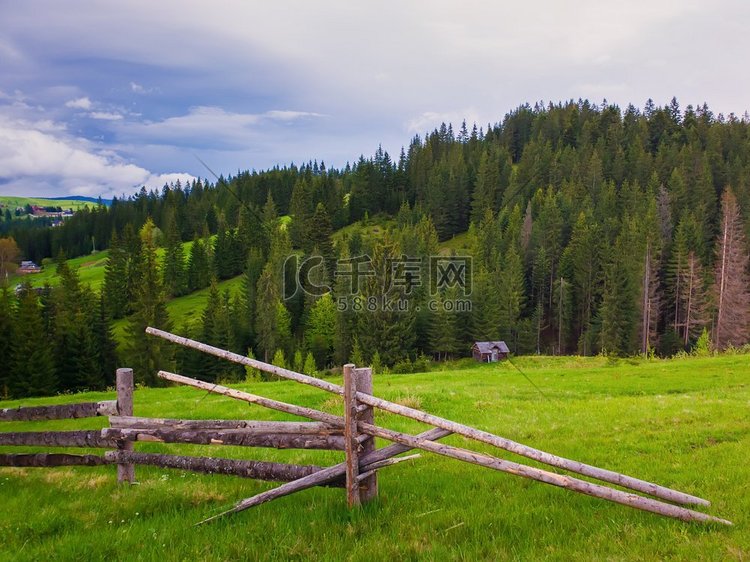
<box><xmin>471</xmin><ymin>341</ymin><xmax>510</xmax><ymax>362</ymax></box>
<box><xmin>18</xmin><ymin>260</ymin><xmax>42</xmax><ymax>274</ymax></box>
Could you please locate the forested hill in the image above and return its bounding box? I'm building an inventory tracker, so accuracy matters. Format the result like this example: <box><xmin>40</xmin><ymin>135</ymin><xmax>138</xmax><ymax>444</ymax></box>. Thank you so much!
<box><xmin>8</xmin><ymin>98</ymin><xmax>750</xmax><ymax>261</ymax></box>
<box><xmin>2</xmin><ymin>98</ymin><xmax>750</xmax><ymax>397</ymax></box>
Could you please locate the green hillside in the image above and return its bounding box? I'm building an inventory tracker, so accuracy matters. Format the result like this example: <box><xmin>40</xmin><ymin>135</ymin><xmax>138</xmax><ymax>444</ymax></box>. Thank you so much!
<box><xmin>0</xmin><ymin>195</ymin><xmax>97</xmax><ymax>212</ymax></box>
<box><xmin>0</xmin><ymin>354</ymin><xmax>747</xmax><ymax>560</ymax></box>
<box><xmin>8</xmin><ymin>239</ymin><xmax>203</xmax><ymax>291</ymax></box>
<box><xmin>111</xmin><ymin>275</ymin><xmax>245</xmax><ymax>346</ymax></box>
<box><xmin>9</xmin><ymin>250</ymin><xmax>111</xmax><ymax>290</ymax></box>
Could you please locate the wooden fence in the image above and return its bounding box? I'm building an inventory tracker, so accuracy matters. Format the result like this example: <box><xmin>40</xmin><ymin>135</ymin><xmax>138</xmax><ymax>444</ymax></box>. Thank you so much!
<box><xmin>0</xmin><ymin>366</ymin><xmax>420</xmax><ymax>504</ymax></box>
<box><xmin>0</xmin><ymin>328</ymin><xmax>734</xmax><ymax>527</ymax></box>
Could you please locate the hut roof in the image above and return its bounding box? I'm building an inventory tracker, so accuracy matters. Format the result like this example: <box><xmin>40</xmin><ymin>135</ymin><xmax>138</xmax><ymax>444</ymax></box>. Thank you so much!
<box><xmin>472</xmin><ymin>341</ymin><xmax>510</xmax><ymax>354</ymax></box>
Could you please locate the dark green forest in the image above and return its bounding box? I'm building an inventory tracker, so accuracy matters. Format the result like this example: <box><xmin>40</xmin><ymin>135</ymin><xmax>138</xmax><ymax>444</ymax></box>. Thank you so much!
<box><xmin>2</xmin><ymin>98</ymin><xmax>750</xmax><ymax>398</ymax></box>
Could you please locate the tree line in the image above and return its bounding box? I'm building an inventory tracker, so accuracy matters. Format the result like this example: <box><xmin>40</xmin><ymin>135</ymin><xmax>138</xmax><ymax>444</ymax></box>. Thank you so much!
<box><xmin>2</xmin><ymin>97</ymin><xmax>750</xmax><ymax>396</ymax></box>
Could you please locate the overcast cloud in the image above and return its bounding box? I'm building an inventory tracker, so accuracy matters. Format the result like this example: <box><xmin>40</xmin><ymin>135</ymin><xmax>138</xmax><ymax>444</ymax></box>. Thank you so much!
<box><xmin>0</xmin><ymin>0</ymin><xmax>748</xmax><ymax>198</ymax></box>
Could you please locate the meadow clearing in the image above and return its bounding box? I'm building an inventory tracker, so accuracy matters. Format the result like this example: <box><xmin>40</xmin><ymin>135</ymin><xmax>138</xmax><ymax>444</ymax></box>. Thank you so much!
<box><xmin>0</xmin><ymin>354</ymin><xmax>747</xmax><ymax>561</ymax></box>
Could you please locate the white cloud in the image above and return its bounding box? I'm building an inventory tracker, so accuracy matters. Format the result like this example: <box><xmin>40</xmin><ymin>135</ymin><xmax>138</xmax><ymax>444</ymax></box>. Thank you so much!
<box><xmin>118</xmin><ymin>106</ymin><xmax>325</xmax><ymax>149</ymax></box>
<box><xmin>0</xmin><ymin>114</ymin><xmax>194</xmax><ymax>197</ymax></box>
<box><xmin>88</xmin><ymin>111</ymin><xmax>123</xmax><ymax>121</ymax></box>
<box><xmin>264</xmin><ymin>110</ymin><xmax>325</xmax><ymax>121</ymax></box>
<box><xmin>65</xmin><ymin>96</ymin><xmax>92</xmax><ymax>110</ymax></box>
<box><xmin>2</xmin><ymin>0</ymin><xmax>750</xmax><ymax>190</ymax></box>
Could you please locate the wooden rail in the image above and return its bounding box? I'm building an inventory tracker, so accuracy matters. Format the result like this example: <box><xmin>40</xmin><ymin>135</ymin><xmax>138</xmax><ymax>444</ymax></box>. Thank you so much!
<box><xmin>146</xmin><ymin>328</ymin><xmax>732</xmax><ymax>526</ymax></box>
<box><xmin>0</xmin><ymin>326</ymin><xmax>733</xmax><ymax>527</ymax></box>
<box><xmin>146</xmin><ymin>328</ymin><xmax>712</xmax><ymax>508</ymax></box>
<box><xmin>0</xmin><ymin>359</ymin><xmax>390</xmax><ymax>510</ymax></box>
<box><xmin>102</xmin><ymin>428</ymin><xmax>347</xmax><ymax>450</ymax></box>
<box><xmin>0</xmin><ymin>401</ymin><xmax>117</xmax><ymax>422</ymax></box>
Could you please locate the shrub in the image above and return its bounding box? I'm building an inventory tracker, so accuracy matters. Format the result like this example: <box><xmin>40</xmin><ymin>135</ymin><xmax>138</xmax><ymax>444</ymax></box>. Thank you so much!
<box><xmin>692</xmin><ymin>328</ymin><xmax>712</xmax><ymax>357</ymax></box>
<box><xmin>391</xmin><ymin>358</ymin><xmax>413</xmax><ymax>374</ymax></box>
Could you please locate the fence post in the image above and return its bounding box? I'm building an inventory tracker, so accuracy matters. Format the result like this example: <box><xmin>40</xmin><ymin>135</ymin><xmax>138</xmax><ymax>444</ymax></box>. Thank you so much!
<box><xmin>343</xmin><ymin>363</ymin><xmax>360</xmax><ymax>507</ymax></box>
<box><xmin>115</xmin><ymin>368</ymin><xmax>135</xmax><ymax>484</ymax></box>
<box><xmin>353</xmin><ymin>367</ymin><xmax>378</xmax><ymax>503</ymax></box>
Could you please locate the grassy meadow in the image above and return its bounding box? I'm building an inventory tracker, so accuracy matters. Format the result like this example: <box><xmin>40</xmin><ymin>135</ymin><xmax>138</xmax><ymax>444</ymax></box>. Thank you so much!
<box><xmin>0</xmin><ymin>354</ymin><xmax>748</xmax><ymax>561</ymax></box>
<box><xmin>9</xmin><ymin>250</ymin><xmax>111</xmax><ymax>291</ymax></box>
<box><xmin>0</xmin><ymin>196</ymin><xmax>97</xmax><ymax>213</ymax></box>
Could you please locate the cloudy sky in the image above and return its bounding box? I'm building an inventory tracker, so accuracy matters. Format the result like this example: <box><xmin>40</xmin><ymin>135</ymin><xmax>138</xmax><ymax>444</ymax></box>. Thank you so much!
<box><xmin>1</xmin><ymin>0</ymin><xmax>748</xmax><ymax>198</ymax></box>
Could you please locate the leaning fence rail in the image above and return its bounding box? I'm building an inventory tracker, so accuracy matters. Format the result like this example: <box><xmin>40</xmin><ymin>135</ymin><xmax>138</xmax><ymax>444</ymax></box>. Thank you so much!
<box><xmin>146</xmin><ymin>327</ymin><xmax>731</xmax><ymax>526</ymax></box>
<box><xmin>0</xmin><ymin>326</ymin><xmax>733</xmax><ymax>527</ymax></box>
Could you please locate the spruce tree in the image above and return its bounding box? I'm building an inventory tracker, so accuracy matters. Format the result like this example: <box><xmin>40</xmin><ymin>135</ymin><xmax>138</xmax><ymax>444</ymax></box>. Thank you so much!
<box><xmin>498</xmin><ymin>246</ymin><xmax>526</xmax><ymax>352</ymax></box>
<box><xmin>255</xmin><ymin>265</ymin><xmax>280</xmax><ymax>362</ymax></box>
<box><xmin>305</xmin><ymin>203</ymin><xmax>335</xmax><ymax>268</ymax></box>
<box><xmin>186</xmin><ymin>237</ymin><xmax>210</xmax><ymax>291</ymax></box>
<box><xmin>0</xmin><ymin>287</ymin><xmax>15</xmax><ymax>397</ymax></box>
<box><xmin>303</xmin><ymin>351</ymin><xmax>317</xmax><ymax>376</ymax></box>
<box><xmin>162</xmin><ymin>213</ymin><xmax>186</xmax><ymax>297</ymax></box>
<box><xmin>10</xmin><ymin>286</ymin><xmax>57</xmax><ymax>397</ymax></box>
<box><xmin>305</xmin><ymin>292</ymin><xmax>337</xmax><ymax>368</ymax></box>
<box><xmin>102</xmin><ymin>230</ymin><xmax>129</xmax><ymax>319</ymax></box>
<box><xmin>356</xmin><ymin>234</ymin><xmax>416</xmax><ymax>366</ymax></box>
<box><xmin>289</xmin><ymin>179</ymin><xmax>312</xmax><ymax>249</ymax></box>
<box><xmin>125</xmin><ymin>218</ymin><xmax>173</xmax><ymax>385</ymax></box>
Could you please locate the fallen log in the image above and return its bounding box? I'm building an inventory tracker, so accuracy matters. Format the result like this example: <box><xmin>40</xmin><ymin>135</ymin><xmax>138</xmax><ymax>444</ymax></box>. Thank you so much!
<box><xmin>0</xmin><ymin>400</ymin><xmax>118</xmax><ymax>422</ymax></box>
<box><xmin>147</xmin><ymin>330</ymin><xmax>710</xmax><ymax>507</ymax></box>
<box><xmin>109</xmin><ymin>416</ymin><xmax>341</xmax><ymax>435</ymax></box>
<box><xmin>0</xmin><ymin>430</ymin><xmax>116</xmax><ymax>448</ymax></box>
<box><xmin>154</xmin><ymin>369</ymin><xmax>731</xmax><ymax>526</ymax></box>
<box><xmin>356</xmin><ymin>422</ymin><xmax>732</xmax><ymax>526</ymax></box>
<box><xmin>102</xmin><ymin>428</ymin><xmax>346</xmax><ymax>450</ymax></box>
<box><xmin>0</xmin><ymin>453</ymin><xmax>107</xmax><ymax>467</ymax></box>
<box><xmin>103</xmin><ymin>451</ymin><xmax>337</xmax><ymax>484</ymax></box>
<box><xmin>196</xmin><ymin>427</ymin><xmax>452</xmax><ymax>525</ymax></box>
<box><xmin>207</xmin><ymin>421</ymin><xmax>732</xmax><ymax>526</ymax></box>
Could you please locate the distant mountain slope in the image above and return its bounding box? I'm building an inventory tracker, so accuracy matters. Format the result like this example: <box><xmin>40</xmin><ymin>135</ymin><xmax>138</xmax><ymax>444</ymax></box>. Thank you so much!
<box><xmin>0</xmin><ymin>195</ymin><xmax>103</xmax><ymax>210</ymax></box>
<box><xmin>42</xmin><ymin>195</ymin><xmax>112</xmax><ymax>205</ymax></box>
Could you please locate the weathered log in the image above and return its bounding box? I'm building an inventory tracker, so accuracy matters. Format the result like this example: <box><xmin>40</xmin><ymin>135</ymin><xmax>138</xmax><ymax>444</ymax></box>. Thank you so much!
<box><xmin>147</xmin><ymin>330</ymin><xmax>710</xmax><ymax>507</ymax></box>
<box><xmin>208</xmin><ymin>420</ymin><xmax>731</xmax><ymax>526</ymax></box>
<box><xmin>109</xmin><ymin>416</ymin><xmax>341</xmax><ymax>435</ymax></box>
<box><xmin>0</xmin><ymin>430</ymin><xmax>116</xmax><ymax>448</ymax></box>
<box><xmin>147</xmin><ymin>327</ymin><xmax>342</xmax><ymax>394</ymax></box>
<box><xmin>116</xmin><ymin>368</ymin><xmax>135</xmax><ymax>483</ymax></box>
<box><xmin>343</xmin><ymin>364</ymin><xmax>360</xmax><ymax>507</ymax></box>
<box><xmin>196</xmin><ymin>427</ymin><xmax>452</xmax><ymax>525</ymax></box>
<box><xmin>355</xmin><ymin>395</ymin><xmax>711</xmax><ymax>507</ymax></box>
<box><xmin>356</xmin><ymin>454</ymin><xmax>421</xmax><ymax>482</ymax></box>
<box><xmin>157</xmin><ymin>368</ymin><xmax>729</xmax><ymax>524</ymax></box>
<box><xmin>156</xmin><ymin>371</ymin><xmax>342</xmax><ymax>426</ymax></box>
<box><xmin>0</xmin><ymin>400</ymin><xmax>117</xmax><ymax>422</ymax></box>
<box><xmin>103</xmin><ymin>451</ymin><xmax>339</xmax><ymax>484</ymax></box>
<box><xmin>0</xmin><ymin>453</ymin><xmax>107</xmax><ymax>467</ymax></box>
<box><xmin>102</xmin><ymin>428</ymin><xmax>346</xmax><ymax>450</ymax></box>
<box><xmin>356</xmin><ymin>422</ymin><xmax>732</xmax><ymax>526</ymax></box>
<box><xmin>354</xmin><ymin>367</ymin><xmax>377</xmax><ymax>502</ymax></box>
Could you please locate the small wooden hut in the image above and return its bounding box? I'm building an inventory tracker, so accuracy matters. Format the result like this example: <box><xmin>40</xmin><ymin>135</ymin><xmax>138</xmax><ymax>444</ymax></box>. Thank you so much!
<box><xmin>471</xmin><ymin>341</ymin><xmax>510</xmax><ymax>362</ymax></box>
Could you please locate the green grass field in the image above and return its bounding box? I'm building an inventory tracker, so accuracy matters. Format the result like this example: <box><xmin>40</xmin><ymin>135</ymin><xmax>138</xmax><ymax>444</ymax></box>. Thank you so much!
<box><xmin>0</xmin><ymin>354</ymin><xmax>748</xmax><ymax>561</ymax></box>
<box><xmin>9</xmin><ymin>250</ymin><xmax>111</xmax><ymax>290</ymax></box>
<box><xmin>0</xmin><ymin>195</ymin><xmax>98</xmax><ymax>212</ymax></box>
